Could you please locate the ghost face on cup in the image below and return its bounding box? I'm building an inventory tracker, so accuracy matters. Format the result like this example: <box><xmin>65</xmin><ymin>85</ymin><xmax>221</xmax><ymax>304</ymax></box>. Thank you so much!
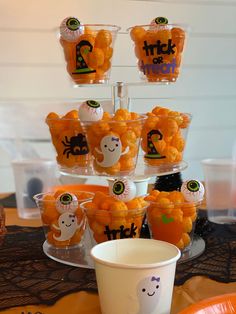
<box><xmin>95</xmin><ymin>135</ymin><xmax>129</xmax><ymax>167</ymax></box>
<box><xmin>52</xmin><ymin>192</ymin><xmax>82</xmax><ymax>242</ymax></box>
<box><xmin>52</xmin><ymin>212</ymin><xmax>80</xmax><ymax>241</ymax></box>
<box><xmin>137</xmin><ymin>276</ymin><xmax>161</xmax><ymax>314</ymax></box>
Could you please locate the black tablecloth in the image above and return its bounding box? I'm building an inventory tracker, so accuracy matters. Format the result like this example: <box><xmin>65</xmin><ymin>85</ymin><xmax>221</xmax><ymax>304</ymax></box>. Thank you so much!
<box><xmin>0</xmin><ymin>200</ymin><xmax>235</xmax><ymax>310</ymax></box>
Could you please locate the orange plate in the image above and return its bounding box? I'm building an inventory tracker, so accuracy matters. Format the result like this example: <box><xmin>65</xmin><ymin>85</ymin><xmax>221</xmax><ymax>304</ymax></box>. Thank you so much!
<box><xmin>52</xmin><ymin>184</ymin><xmax>109</xmax><ymax>194</ymax></box>
<box><xmin>179</xmin><ymin>293</ymin><xmax>236</xmax><ymax>314</ymax></box>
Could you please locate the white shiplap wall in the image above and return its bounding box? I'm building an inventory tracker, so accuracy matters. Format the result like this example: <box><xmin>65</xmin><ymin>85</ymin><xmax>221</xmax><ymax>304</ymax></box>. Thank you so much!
<box><xmin>0</xmin><ymin>0</ymin><xmax>236</xmax><ymax>192</ymax></box>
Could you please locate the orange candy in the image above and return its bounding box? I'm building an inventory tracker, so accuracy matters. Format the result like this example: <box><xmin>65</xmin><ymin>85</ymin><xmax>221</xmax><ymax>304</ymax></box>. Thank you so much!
<box><xmin>130</xmin><ymin>26</ymin><xmax>146</xmax><ymax>42</ymax></box>
<box><xmin>141</xmin><ymin>106</ymin><xmax>191</xmax><ymax>167</ymax></box>
<box><xmin>130</xmin><ymin>24</ymin><xmax>186</xmax><ymax>82</ymax></box>
<box><xmin>40</xmin><ymin>190</ymin><xmax>93</xmax><ymax>248</ymax></box>
<box><xmin>88</xmin><ymin>48</ymin><xmax>105</xmax><ymax>68</ymax></box>
<box><xmin>145</xmin><ymin>189</ymin><xmax>198</xmax><ymax>250</ymax></box>
<box><xmin>60</xmin><ymin>27</ymin><xmax>114</xmax><ymax>84</ymax></box>
<box><xmin>95</xmin><ymin>30</ymin><xmax>112</xmax><ymax>48</ymax></box>
<box><xmin>84</xmin><ymin>109</ymin><xmax>146</xmax><ymax>176</ymax></box>
<box><xmin>46</xmin><ymin>110</ymin><xmax>91</xmax><ymax>170</ymax></box>
<box><xmin>83</xmin><ymin>191</ymin><xmax>148</xmax><ymax>243</ymax></box>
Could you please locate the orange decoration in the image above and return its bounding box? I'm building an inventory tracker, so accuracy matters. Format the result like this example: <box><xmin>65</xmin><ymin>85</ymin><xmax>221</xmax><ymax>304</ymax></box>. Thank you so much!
<box><xmin>82</xmin><ymin>191</ymin><xmax>148</xmax><ymax>244</ymax></box>
<box><xmin>38</xmin><ymin>190</ymin><xmax>93</xmax><ymax>248</ymax></box>
<box><xmin>83</xmin><ymin>108</ymin><xmax>146</xmax><ymax>176</ymax></box>
<box><xmin>60</xmin><ymin>25</ymin><xmax>119</xmax><ymax>84</ymax></box>
<box><xmin>145</xmin><ymin>189</ymin><xmax>198</xmax><ymax>250</ymax></box>
<box><xmin>141</xmin><ymin>105</ymin><xmax>191</xmax><ymax>167</ymax></box>
<box><xmin>129</xmin><ymin>24</ymin><xmax>186</xmax><ymax>82</ymax></box>
<box><xmin>46</xmin><ymin>111</ymin><xmax>91</xmax><ymax>170</ymax></box>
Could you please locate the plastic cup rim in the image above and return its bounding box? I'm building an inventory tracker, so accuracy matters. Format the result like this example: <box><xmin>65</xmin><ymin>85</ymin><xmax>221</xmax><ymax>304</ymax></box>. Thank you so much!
<box><xmin>201</xmin><ymin>158</ymin><xmax>236</xmax><ymax>168</ymax></box>
<box><xmin>80</xmin><ymin>113</ymin><xmax>147</xmax><ymax>125</ymax></box>
<box><xmin>11</xmin><ymin>158</ymin><xmax>57</xmax><ymax>167</ymax></box>
<box><xmin>80</xmin><ymin>200</ymin><xmax>149</xmax><ymax>213</ymax></box>
<box><xmin>127</xmin><ymin>23</ymin><xmax>190</xmax><ymax>32</ymax></box>
<box><xmin>90</xmin><ymin>238</ymin><xmax>181</xmax><ymax>269</ymax></box>
<box><xmin>46</xmin><ymin>113</ymin><xmax>147</xmax><ymax>124</ymax></box>
<box><xmin>75</xmin><ymin>23</ymin><xmax>121</xmax><ymax>31</ymax></box>
<box><xmin>33</xmin><ymin>191</ymin><xmax>94</xmax><ymax>203</ymax></box>
<box><xmin>55</xmin><ymin>24</ymin><xmax>121</xmax><ymax>33</ymax></box>
<box><xmin>147</xmin><ymin>199</ymin><xmax>203</xmax><ymax>207</ymax></box>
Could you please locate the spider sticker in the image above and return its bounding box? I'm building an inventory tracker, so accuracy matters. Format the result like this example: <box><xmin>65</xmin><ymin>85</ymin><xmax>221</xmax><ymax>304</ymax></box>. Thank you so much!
<box><xmin>62</xmin><ymin>133</ymin><xmax>89</xmax><ymax>158</ymax></box>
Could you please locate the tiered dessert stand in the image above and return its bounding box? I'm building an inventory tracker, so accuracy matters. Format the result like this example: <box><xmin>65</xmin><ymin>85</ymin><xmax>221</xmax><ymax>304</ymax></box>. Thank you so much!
<box><xmin>43</xmin><ymin>17</ymin><xmax>205</xmax><ymax>268</ymax></box>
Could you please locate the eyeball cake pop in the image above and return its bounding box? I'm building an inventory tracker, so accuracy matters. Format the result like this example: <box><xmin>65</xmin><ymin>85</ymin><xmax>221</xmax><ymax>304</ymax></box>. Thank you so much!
<box><xmin>56</xmin><ymin>192</ymin><xmax>78</xmax><ymax>213</ymax></box>
<box><xmin>110</xmin><ymin>178</ymin><xmax>137</xmax><ymax>202</ymax></box>
<box><xmin>181</xmin><ymin>179</ymin><xmax>205</xmax><ymax>203</ymax></box>
<box><xmin>60</xmin><ymin>16</ymin><xmax>83</xmax><ymax>42</ymax></box>
<box><xmin>78</xmin><ymin>100</ymin><xmax>104</xmax><ymax>122</ymax></box>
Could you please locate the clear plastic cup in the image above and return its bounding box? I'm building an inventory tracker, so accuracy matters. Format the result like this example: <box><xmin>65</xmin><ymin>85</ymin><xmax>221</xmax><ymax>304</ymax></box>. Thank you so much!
<box><xmin>46</xmin><ymin>115</ymin><xmax>93</xmax><ymax>175</ymax></box>
<box><xmin>34</xmin><ymin>190</ymin><xmax>94</xmax><ymax>248</ymax></box>
<box><xmin>201</xmin><ymin>158</ymin><xmax>236</xmax><ymax>224</ymax></box>
<box><xmin>81</xmin><ymin>200</ymin><xmax>147</xmax><ymax>245</ymax></box>
<box><xmin>59</xmin><ymin>23</ymin><xmax>121</xmax><ymax>85</ymax></box>
<box><xmin>128</xmin><ymin>23</ymin><xmax>187</xmax><ymax>83</ymax></box>
<box><xmin>81</xmin><ymin>114</ymin><xmax>147</xmax><ymax>176</ymax></box>
<box><xmin>91</xmin><ymin>238</ymin><xmax>180</xmax><ymax>314</ymax></box>
<box><xmin>141</xmin><ymin>110</ymin><xmax>191</xmax><ymax>171</ymax></box>
<box><xmin>146</xmin><ymin>197</ymin><xmax>200</xmax><ymax>252</ymax></box>
<box><xmin>12</xmin><ymin>159</ymin><xmax>59</xmax><ymax>219</ymax></box>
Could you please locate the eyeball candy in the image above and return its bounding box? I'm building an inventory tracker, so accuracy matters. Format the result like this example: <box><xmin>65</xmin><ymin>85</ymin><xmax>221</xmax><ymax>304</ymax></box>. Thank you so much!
<box><xmin>110</xmin><ymin>178</ymin><xmax>137</xmax><ymax>202</ymax></box>
<box><xmin>181</xmin><ymin>180</ymin><xmax>205</xmax><ymax>203</ymax></box>
<box><xmin>150</xmin><ymin>16</ymin><xmax>169</xmax><ymax>26</ymax></box>
<box><xmin>60</xmin><ymin>16</ymin><xmax>83</xmax><ymax>42</ymax></box>
<box><xmin>56</xmin><ymin>192</ymin><xmax>78</xmax><ymax>213</ymax></box>
<box><xmin>78</xmin><ymin>100</ymin><xmax>104</xmax><ymax>122</ymax></box>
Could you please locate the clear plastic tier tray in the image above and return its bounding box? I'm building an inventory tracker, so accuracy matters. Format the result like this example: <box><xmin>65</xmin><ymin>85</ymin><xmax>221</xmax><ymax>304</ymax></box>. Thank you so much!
<box><xmin>60</xmin><ymin>158</ymin><xmax>188</xmax><ymax>180</ymax></box>
<box><xmin>43</xmin><ymin>234</ymin><xmax>205</xmax><ymax>269</ymax></box>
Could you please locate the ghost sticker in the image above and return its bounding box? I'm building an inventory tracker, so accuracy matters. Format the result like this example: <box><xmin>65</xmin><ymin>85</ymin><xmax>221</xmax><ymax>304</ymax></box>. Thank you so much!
<box><xmin>95</xmin><ymin>135</ymin><xmax>129</xmax><ymax>167</ymax></box>
<box><xmin>137</xmin><ymin>276</ymin><xmax>161</xmax><ymax>314</ymax></box>
<box><xmin>52</xmin><ymin>212</ymin><xmax>82</xmax><ymax>241</ymax></box>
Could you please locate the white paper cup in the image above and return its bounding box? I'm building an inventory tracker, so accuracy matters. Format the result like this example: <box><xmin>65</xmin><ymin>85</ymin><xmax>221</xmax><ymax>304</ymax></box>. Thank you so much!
<box><xmin>201</xmin><ymin>158</ymin><xmax>236</xmax><ymax>224</ymax></box>
<box><xmin>12</xmin><ymin>158</ymin><xmax>59</xmax><ymax>219</ymax></box>
<box><xmin>91</xmin><ymin>238</ymin><xmax>180</xmax><ymax>314</ymax></box>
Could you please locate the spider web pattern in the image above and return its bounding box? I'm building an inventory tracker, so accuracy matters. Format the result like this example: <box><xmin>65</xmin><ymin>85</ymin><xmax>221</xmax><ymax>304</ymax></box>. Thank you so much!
<box><xmin>175</xmin><ymin>211</ymin><xmax>236</xmax><ymax>285</ymax></box>
<box><xmin>0</xmin><ymin>226</ymin><xmax>97</xmax><ymax>311</ymax></box>
<box><xmin>0</xmin><ymin>213</ymin><xmax>235</xmax><ymax>310</ymax></box>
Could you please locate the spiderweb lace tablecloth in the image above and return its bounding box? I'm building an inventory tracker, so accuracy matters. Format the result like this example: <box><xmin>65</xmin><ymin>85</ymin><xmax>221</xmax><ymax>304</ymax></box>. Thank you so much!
<box><xmin>175</xmin><ymin>211</ymin><xmax>236</xmax><ymax>285</ymax></box>
<box><xmin>0</xmin><ymin>210</ymin><xmax>235</xmax><ymax>310</ymax></box>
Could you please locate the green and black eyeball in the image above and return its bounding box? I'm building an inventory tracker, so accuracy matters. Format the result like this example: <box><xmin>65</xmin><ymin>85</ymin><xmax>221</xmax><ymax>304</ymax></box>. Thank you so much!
<box><xmin>56</xmin><ymin>192</ymin><xmax>78</xmax><ymax>213</ymax></box>
<box><xmin>181</xmin><ymin>180</ymin><xmax>205</xmax><ymax>203</ymax></box>
<box><xmin>86</xmin><ymin>100</ymin><xmax>101</xmax><ymax>109</ymax></box>
<box><xmin>110</xmin><ymin>178</ymin><xmax>136</xmax><ymax>202</ymax></box>
<box><xmin>155</xmin><ymin>17</ymin><xmax>168</xmax><ymax>25</ymax></box>
<box><xmin>78</xmin><ymin>100</ymin><xmax>104</xmax><ymax>122</ymax></box>
<box><xmin>60</xmin><ymin>16</ymin><xmax>83</xmax><ymax>42</ymax></box>
<box><xmin>151</xmin><ymin>16</ymin><xmax>168</xmax><ymax>26</ymax></box>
